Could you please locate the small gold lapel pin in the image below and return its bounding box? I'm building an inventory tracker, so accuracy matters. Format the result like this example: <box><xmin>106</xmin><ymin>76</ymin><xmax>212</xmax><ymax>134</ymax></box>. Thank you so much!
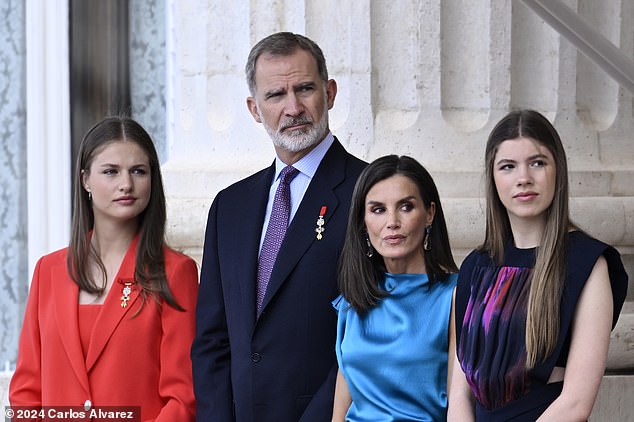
<box><xmin>119</xmin><ymin>280</ymin><xmax>134</xmax><ymax>308</ymax></box>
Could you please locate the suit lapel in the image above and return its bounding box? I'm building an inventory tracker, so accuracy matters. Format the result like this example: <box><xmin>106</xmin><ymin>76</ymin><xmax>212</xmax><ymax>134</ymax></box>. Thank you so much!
<box><xmin>85</xmin><ymin>235</ymin><xmax>142</xmax><ymax>372</ymax></box>
<box><xmin>235</xmin><ymin>164</ymin><xmax>276</xmax><ymax>325</ymax></box>
<box><xmin>259</xmin><ymin>140</ymin><xmax>347</xmax><ymax>313</ymax></box>
<box><xmin>53</xmin><ymin>263</ymin><xmax>91</xmax><ymax>394</ymax></box>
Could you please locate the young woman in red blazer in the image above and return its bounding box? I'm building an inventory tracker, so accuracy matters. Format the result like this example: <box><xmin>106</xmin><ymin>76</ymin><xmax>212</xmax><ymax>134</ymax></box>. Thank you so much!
<box><xmin>10</xmin><ymin>116</ymin><xmax>198</xmax><ymax>421</ymax></box>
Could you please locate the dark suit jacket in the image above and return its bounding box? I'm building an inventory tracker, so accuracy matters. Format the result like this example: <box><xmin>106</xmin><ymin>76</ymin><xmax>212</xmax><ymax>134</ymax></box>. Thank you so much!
<box><xmin>10</xmin><ymin>235</ymin><xmax>198</xmax><ymax>421</ymax></box>
<box><xmin>192</xmin><ymin>139</ymin><xmax>366</xmax><ymax>422</ymax></box>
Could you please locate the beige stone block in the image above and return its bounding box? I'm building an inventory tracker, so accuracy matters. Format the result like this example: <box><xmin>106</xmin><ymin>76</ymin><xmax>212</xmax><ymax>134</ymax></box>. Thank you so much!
<box><xmin>442</xmin><ymin>198</ymin><xmax>486</xmax><ymax>249</ymax></box>
<box><xmin>569</xmin><ymin>171</ymin><xmax>612</xmax><ymax>197</ymax></box>
<box><xmin>162</xmin><ymin>167</ymin><xmax>258</xmax><ymax>199</ymax></box>
<box><xmin>571</xmin><ymin>197</ymin><xmax>634</xmax><ymax>245</ymax></box>
<box><xmin>612</xmin><ymin>171</ymin><xmax>634</xmax><ymax>196</ymax></box>
<box><xmin>433</xmin><ymin>172</ymin><xmax>485</xmax><ymax>198</ymax></box>
<box><xmin>166</xmin><ymin>197</ymin><xmax>210</xmax><ymax>259</ymax></box>
<box><xmin>607</xmin><ymin>304</ymin><xmax>634</xmax><ymax>370</ymax></box>
<box><xmin>590</xmin><ymin>375</ymin><xmax>634</xmax><ymax>421</ymax></box>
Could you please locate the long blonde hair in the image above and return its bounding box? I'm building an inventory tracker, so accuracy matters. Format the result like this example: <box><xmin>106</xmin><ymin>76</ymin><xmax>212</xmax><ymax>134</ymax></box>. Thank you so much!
<box><xmin>481</xmin><ymin>110</ymin><xmax>571</xmax><ymax>368</ymax></box>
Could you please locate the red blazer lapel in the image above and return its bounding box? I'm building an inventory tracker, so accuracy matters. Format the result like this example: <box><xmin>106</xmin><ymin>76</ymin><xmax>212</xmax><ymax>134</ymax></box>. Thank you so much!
<box><xmin>85</xmin><ymin>235</ymin><xmax>142</xmax><ymax>372</ymax></box>
<box><xmin>53</xmin><ymin>263</ymin><xmax>91</xmax><ymax>394</ymax></box>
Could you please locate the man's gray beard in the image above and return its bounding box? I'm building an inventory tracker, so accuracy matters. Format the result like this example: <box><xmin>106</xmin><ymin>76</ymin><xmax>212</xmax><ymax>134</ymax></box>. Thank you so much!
<box><xmin>264</xmin><ymin>111</ymin><xmax>329</xmax><ymax>153</ymax></box>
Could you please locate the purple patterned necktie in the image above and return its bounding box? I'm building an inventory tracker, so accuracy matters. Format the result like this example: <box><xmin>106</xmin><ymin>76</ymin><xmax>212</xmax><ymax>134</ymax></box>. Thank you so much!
<box><xmin>256</xmin><ymin>165</ymin><xmax>299</xmax><ymax>313</ymax></box>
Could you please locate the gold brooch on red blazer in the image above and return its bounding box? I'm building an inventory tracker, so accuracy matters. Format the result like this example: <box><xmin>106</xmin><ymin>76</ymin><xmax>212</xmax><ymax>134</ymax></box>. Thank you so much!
<box><xmin>119</xmin><ymin>278</ymin><xmax>136</xmax><ymax>308</ymax></box>
<box><xmin>315</xmin><ymin>206</ymin><xmax>327</xmax><ymax>240</ymax></box>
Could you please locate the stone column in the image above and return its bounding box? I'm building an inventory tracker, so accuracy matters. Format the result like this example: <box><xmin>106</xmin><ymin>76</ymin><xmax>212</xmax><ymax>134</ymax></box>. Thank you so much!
<box><xmin>165</xmin><ymin>0</ymin><xmax>633</xmax><ymax>285</ymax></box>
<box><xmin>130</xmin><ymin>0</ymin><xmax>168</xmax><ymax>162</ymax></box>
<box><xmin>0</xmin><ymin>0</ymin><xmax>27</xmax><ymax>372</ymax></box>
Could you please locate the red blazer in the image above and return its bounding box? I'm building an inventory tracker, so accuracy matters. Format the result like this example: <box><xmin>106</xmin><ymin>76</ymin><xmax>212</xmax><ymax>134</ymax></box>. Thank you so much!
<box><xmin>10</xmin><ymin>236</ymin><xmax>198</xmax><ymax>421</ymax></box>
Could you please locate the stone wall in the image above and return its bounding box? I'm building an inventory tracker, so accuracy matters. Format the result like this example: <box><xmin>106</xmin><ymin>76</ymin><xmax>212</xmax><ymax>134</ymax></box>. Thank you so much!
<box><xmin>165</xmin><ymin>0</ymin><xmax>634</xmax><ymax>282</ymax></box>
<box><xmin>161</xmin><ymin>0</ymin><xmax>633</xmax><ymax>417</ymax></box>
<box><xmin>164</xmin><ymin>1</ymin><xmax>633</xmax><ymax>291</ymax></box>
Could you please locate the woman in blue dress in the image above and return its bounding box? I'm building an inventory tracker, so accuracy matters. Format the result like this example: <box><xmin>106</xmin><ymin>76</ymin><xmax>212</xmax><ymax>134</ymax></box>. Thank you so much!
<box><xmin>332</xmin><ymin>155</ymin><xmax>459</xmax><ymax>421</ymax></box>
<box><xmin>448</xmin><ymin>110</ymin><xmax>628</xmax><ymax>421</ymax></box>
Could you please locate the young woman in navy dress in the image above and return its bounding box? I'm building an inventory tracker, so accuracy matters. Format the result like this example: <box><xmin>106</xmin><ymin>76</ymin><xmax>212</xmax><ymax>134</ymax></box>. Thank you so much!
<box><xmin>448</xmin><ymin>110</ymin><xmax>628</xmax><ymax>421</ymax></box>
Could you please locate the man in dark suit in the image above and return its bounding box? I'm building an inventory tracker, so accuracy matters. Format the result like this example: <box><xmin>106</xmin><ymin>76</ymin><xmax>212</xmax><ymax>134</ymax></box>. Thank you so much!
<box><xmin>191</xmin><ymin>32</ymin><xmax>366</xmax><ymax>422</ymax></box>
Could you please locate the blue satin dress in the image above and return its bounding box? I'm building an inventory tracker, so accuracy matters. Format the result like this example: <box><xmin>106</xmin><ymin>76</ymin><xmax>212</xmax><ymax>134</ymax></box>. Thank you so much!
<box><xmin>334</xmin><ymin>273</ymin><xmax>457</xmax><ymax>421</ymax></box>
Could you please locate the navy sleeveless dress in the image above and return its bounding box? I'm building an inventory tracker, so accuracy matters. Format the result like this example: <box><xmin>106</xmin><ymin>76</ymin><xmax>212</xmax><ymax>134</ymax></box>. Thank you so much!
<box><xmin>455</xmin><ymin>231</ymin><xmax>628</xmax><ymax>420</ymax></box>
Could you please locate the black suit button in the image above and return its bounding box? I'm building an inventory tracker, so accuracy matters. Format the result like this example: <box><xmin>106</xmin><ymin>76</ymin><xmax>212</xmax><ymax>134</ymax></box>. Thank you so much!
<box><xmin>251</xmin><ymin>353</ymin><xmax>262</xmax><ymax>363</ymax></box>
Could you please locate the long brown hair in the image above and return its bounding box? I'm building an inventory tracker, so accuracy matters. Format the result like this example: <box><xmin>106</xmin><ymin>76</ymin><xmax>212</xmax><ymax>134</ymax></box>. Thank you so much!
<box><xmin>339</xmin><ymin>155</ymin><xmax>458</xmax><ymax>315</ymax></box>
<box><xmin>68</xmin><ymin>116</ymin><xmax>183</xmax><ymax>311</ymax></box>
<box><xmin>481</xmin><ymin>110</ymin><xmax>571</xmax><ymax>368</ymax></box>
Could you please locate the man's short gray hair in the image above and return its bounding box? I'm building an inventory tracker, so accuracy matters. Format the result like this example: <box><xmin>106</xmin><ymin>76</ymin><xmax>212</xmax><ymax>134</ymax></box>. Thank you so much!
<box><xmin>245</xmin><ymin>32</ymin><xmax>329</xmax><ymax>96</ymax></box>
